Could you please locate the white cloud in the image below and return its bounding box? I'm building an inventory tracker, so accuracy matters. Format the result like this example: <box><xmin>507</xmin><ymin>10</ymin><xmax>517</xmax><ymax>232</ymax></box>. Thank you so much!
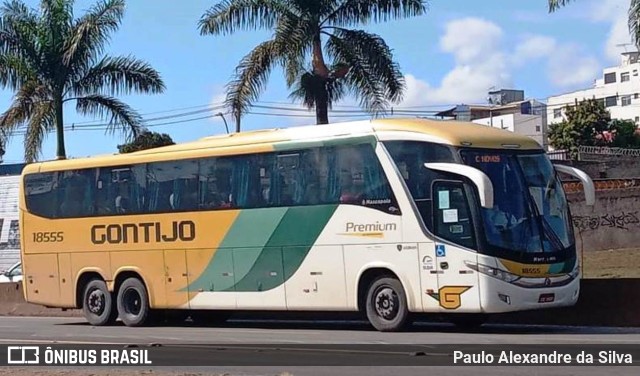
<box><xmin>439</xmin><ymin>18</ymin><xmax>503</xmax><ymax>63</ymax></box>
<box><xmin>548</xmin><ymin>44</ymin><xmax>601</xmax><ymax>87</ymax></box>
<box><xmin>397</xmin><ymin>17</ymin><xmax>603</xmax><ymax>108</ymax></box>
<box><xmin>588</xmin><ymin>0</ymin><xmax>634</xmax><ymax>62</ymax></box>
<box><xmin>512</xmin><ymin>35</ymin><xmax>557</xmax><ymax>65</ymax></box>
<box><xmin>398</xmin><ymin>18</ymin><xmax>512</xmax><ymax>106</ymax></box>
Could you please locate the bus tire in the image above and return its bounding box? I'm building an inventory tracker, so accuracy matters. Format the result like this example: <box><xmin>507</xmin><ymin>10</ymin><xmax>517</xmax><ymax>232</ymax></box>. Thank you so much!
<box><xmin>116</xmin><ymin>277</ymin><xmax>150</xmax><ymax>327</ymax></box>
<box><xmin>82</xmin><ymin>279</ymin><xmax>117</xmax><ymax>326</ymax></box>
<box><xmin>365</xmin><ymin>276</ymin><xmax>410</xmax><ymax>332</ymax></box>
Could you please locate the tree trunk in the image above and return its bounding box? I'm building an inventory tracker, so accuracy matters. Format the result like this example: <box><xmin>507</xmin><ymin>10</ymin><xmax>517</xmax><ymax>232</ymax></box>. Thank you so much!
<box><xmin>311</xmin><ymin>34</ymin><xmax>330</xmax><ymax>78</ymax></box>
<box><xmin>315</xmin><ymin>83</ymin><xmax>329</xmax><ymax>125</ymax></box>
<box><xmin>54</xmin><ymin>94</ymin><xmax>66</xmax><ymax>160</ymax></box>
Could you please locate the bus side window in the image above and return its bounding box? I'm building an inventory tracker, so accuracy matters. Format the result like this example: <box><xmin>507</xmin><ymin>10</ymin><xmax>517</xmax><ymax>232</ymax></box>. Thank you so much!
<box><xmin>57</xmin><ymin>169</ymin><xmax>95</xmax><ymax>218</ymax></box>
<box><xmin>199</xmin><ymin>157</ymin><xmax>233</xmax><ymax>209</ymax></box>
<box><xmin>432</xmin><ymin>181</ymin><xmax>476</xmax><ymax>249</ymax></box>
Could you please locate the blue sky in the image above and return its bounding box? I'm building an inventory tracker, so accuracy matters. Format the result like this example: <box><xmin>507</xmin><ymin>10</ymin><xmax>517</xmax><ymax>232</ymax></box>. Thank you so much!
<box><xmin>0</xmin><ymin>0</ymin><xmax>632</xmax><ymax>162</ymax></box>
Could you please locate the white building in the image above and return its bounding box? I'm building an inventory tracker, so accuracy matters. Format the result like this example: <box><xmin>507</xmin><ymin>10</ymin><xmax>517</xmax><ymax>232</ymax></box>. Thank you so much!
<box><xmin>436</xmin><ymin>92</ymin><xmax>548</xmax><ymax>149</ymax></box>
<box><xmin>472</xmin><ymin>113</ymin><xmax>546</xmax><ymax>148</ymax></box>
<box><xmin>548</xmin><ymin>52</ymin><xmax>640</xmax><ymax>126</ymax></box>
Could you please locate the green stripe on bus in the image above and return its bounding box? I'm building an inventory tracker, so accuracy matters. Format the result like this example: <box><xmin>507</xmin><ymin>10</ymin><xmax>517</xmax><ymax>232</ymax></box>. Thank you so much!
<box><xmin>184</xmin><ymin>208</ymin><xmax>288</xmax><ymax>292</ymax></box>
<box><xmin>227</xmin><ymin>205</ymin><xmax>338</xmax><ymax>292</ymax></box>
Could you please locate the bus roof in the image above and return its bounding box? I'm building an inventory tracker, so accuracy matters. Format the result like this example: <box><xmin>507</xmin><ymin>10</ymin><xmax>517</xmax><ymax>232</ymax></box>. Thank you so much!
<box><xmin>23</xmin><ymin>118</ymin><xmax>542</xmax><ymax>174</ymax></box>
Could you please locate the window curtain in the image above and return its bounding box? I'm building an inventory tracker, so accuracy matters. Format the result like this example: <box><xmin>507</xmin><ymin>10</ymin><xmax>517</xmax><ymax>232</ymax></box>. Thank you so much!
<box><xmin>269</xmin><ymin>157</ymin><xmax>281</xmax><ymax>206</ymax></box>
<box><xmin>292</xmin><ymin>157</ymin><xmax>306</xmax><ymax>205</ymax></box>
<box><xmin>231</xmin><ymin>157</ymin><xmax>251</xmax><ymax>207</ymax></box>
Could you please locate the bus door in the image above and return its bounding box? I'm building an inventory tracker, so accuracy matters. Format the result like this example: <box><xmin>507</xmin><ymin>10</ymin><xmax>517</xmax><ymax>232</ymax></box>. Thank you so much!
<box><xmin>430</xmin><ymin>181</ymin><xmax>481</xmax><ymax>313</ymax></box>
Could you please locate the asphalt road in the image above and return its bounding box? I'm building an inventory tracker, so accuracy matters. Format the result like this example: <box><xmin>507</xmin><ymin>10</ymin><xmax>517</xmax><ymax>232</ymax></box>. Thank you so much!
<box><xmin>0</xmin><ymin>316</ymin><xmax>638</xmax><ymax>375</ymax></box>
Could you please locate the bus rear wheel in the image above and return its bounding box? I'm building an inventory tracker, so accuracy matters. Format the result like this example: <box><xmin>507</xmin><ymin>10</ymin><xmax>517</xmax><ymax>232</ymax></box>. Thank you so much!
<box><xmin>365</xmin><ymin>276</ymin><xmax>411</xmax><ymax>332</ymax></box>
<box><xmin>82</xmin><ymin>279</ymin><xmax>117</xmax><ymax>326</ymax></box>
<box><xmin>116</xmin><ymin>277</ymin><xmax>150</xmax><ymax>327</ymax></box>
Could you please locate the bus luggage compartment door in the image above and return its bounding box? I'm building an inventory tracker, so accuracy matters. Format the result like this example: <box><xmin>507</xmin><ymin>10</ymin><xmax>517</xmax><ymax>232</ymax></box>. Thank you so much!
<box><xmin>22</xmin><ymin>253</ymin><xmax>60</xmax><ymax>306</ymax></box>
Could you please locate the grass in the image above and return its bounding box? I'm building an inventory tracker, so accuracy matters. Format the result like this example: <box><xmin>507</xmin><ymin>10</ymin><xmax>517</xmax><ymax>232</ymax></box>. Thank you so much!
<box><xmin>581</xmin><ymin>247</ymin><xmax>640</xmax><ymax>279</ymax></box>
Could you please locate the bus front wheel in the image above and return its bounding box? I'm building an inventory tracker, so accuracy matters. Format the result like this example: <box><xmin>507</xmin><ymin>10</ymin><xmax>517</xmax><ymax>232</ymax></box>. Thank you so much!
<box><xmin>82</xmin><ymin>279</ymin><xmax>117</xmax><ymax>326</ymax></box>
<box><xmin>365</xmin><ymin>276</ymin><xmax>411</xmax><ymax>332</ymax></box>
<box><xmin>116</xmin><ymin>277</ymin><xmax>150</xmax><ymax>327</ymax></box>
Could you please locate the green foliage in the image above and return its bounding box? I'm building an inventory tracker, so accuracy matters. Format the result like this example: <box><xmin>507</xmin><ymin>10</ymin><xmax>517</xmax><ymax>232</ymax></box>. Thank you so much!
<box><xmin>117</xmin><ymin>130</ymin><xmax>175</xmax><ymax>153</ymax></box>
<box><xmin>548</xmin><ymin>99</ymin><xmax>611</xmax><ymax>158</ymax></box>
<box><xmin>199</xmin><ymin>0</ymin><xmax>427</xmax><ymax>125</ymax></box>
<box><xmin>607</xmin><ymin>119</ymin><xmax>640</xmax><ymax>148</ymax></box>
<box><xmin>549</xmin><ymin>99</ymin><xmax>640</xmax><ymax>158</ymax></box>
<box><xmin>0</xmin><ymin>0</ymin><xmax>165</xmax><ymax>162</ymax></box>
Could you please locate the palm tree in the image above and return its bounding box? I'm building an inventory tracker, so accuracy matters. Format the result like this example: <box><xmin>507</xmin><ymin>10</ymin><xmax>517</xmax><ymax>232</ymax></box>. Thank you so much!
<box><xmin>0</xmin><ymin>0</ymin><xmax>165</xmax><ymax>162</ymax></box>
<box><xmin>199</xmin><ymin>0</ymin><xmax>426</xmax><ymax>128</ymax></box>
<box><xmin>549</xmin><ymin>0</ymin><xmax>640</xmax><ymax>49</ymax></box>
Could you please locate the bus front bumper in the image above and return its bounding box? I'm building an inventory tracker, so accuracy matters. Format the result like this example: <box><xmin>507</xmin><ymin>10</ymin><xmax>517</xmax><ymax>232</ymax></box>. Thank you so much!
<box><xmin>479</xmin><ymin>274</ymin><xmax>580</xmax><ymax>313</ymax></box>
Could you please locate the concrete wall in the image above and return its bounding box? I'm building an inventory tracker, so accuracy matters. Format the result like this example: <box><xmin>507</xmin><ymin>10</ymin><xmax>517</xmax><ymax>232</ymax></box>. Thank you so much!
<box><xmin>0</xmin><ymin>175</ymin><xmax>20</xmax><ymax>271</ymax></box>
<box><xmin>556</xmin><ymin>159</ymin><xmax>640</xmax><ymax>179</ymax></box>
<box><xmin>568</xmin><ymin>188</ymin><xmax>640</xmax><ymax>252</ymax></box>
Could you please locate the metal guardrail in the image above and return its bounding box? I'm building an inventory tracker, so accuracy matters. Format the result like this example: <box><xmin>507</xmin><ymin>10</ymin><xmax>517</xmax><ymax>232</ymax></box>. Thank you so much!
<box><xmin>578</xmin><ymin>146</ymin><xmax>640</xmax><ymax>157</ymax></box>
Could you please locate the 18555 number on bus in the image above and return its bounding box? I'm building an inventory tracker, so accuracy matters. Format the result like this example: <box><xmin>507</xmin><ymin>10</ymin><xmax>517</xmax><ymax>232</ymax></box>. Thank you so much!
<box><xmin>32</xmin><ymin>232</ymin><xmax>64</xmax><ymax>243</ymax></box>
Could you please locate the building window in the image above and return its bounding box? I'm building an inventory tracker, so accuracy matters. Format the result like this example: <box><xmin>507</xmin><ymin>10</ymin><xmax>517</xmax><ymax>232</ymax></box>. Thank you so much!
<box><xmin>634</xmin><ymin>69</ymin><xmax>638</xmax><ymax>76</ymax></box>
<box><xmin>535</xmin><ymin>125</ymin><xmax>541</xmax><ymax>132</ymax></box>
<box><xmin>622</xmin><ymin>95</ymin><xmax>632</xmax><ymax>106</ymax></box>
<box><xmin>605</xmin><ymin>96</ymin><xmax>617</xmax><ymax>107</ymax></box>
<box><xmin>553</xmin><ymin>108</ymin><xmax>562</xmax><ymax>118</ymax></box>
<box><xmin>622</xmin><ymin>72</ymin><xmax>631</xmax><ymax>82</ymax></box>
<box><xmin>636</xmin><ymin>116</ymin><xmax>639</xmax><ymax>123</ymax></box>
<box><xmin>604</xmin><ymin>72</ymin><xmax>617</xmax><ymax>84</ymax></box>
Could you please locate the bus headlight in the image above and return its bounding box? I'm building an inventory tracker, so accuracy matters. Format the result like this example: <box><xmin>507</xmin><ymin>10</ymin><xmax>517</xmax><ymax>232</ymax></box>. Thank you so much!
<box><xmin>464</xmin><ymin>261</ymin><xmax>521</xmax><ymax>284</ymax></box>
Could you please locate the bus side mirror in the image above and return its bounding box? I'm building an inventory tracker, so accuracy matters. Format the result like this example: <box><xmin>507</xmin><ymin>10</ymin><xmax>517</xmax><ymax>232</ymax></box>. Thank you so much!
<box><xmin>554</xmin><ymin>164</ymin><xmax>596</xmax><ymax>206</ymax></box>
<box><xmin>424</xmin><ymin>163</ymin><xmax>494</xmax><ymax>209</ymax></box>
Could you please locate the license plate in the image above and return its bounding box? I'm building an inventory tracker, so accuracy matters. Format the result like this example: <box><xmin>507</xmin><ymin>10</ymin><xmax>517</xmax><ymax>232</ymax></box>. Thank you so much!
<box><xmin>538</xmin><ymin>293</ymin><xmax>555</xmax><ymax>303</ymax></box>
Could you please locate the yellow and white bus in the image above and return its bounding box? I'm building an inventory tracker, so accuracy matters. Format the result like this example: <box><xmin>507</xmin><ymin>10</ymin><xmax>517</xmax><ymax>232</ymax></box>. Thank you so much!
<box><xmin>19</xmin><ymin>118</ymin><xmax>594</xmax><ymax>331</ymax></box>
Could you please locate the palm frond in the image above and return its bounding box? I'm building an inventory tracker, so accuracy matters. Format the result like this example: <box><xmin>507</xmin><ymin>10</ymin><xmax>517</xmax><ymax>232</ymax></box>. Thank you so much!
<box><xmin>289</xmin><ymin>0</ymin><xmax>334</xmax><ymax>18</ymax></box>
<box><xmin>0</xmin><ymin>52</ymin><xmax>36</xmax><ymax>90</ymax></box>
<box><xmin>23</xmin><ymin>99</ymin><xmax>54</xmax><ymax>163</ymax></box>
<box><xmin>75</xmin><ymin>94</ymin><xmax>142</xmax><ymax>139</ymax></box>
<box><xmin>225</xmin><ymin>39</ymin><xmax>284</xmax><ymax>120</ymax></box>
<box><xmin>326</xmin><ymin>32</ymin><xmax>394</xmax><ymax>114</ymax></box>
<box><xmin>0</xmin><ymin>2</ymin><xmax>41</xmax><ymax>67</ymax></box>
<box><xmin>63</xmin><ymin>0</ymin><xmax>124</xmax><ymax>66</ymax></box>
<box><xmin>0</xmin><ymin>81</ymin><xmax>51</xmax><ymax>133</ymax></box>
<box><xmin>40</xmin><ymin>0</ymin><xmax>74</xmax><ymax>61</ymax></box>
<box><xmin>548</xmin><ymin>0</ymin><xmax>573</xmax><ymax>12</ymax></box>
<box><xmin>288</xmin><ymin>71</ymin><xmax>346</xmax><ymax>109</ymax></box>
<box><xmin>70</xmin><ymin>55</ymin><xmax>165</xmax><ymax>97</ymax></box>
<box><xmin>630</xmin><ymin>0</ymin><xmax>640</xmax><ymax>49</ymax></box>
<box><xmin>329</xmin><ymin>28</ymin><xmax>404</xmax><ymax>103</ymax></box>
<box><xmin>198</xmin><ymin>0</ymin><xmax>291</xmax><ymax>35</ymax></box>
<box><xmin>323</xmin><ymin>0</ymin><xmax>427</xmax><ymax>27</ymax></box>
<box><xmin>272</xmin><ymin>15</ymin><xmax>313</xmax><ymax>87</ymax></box>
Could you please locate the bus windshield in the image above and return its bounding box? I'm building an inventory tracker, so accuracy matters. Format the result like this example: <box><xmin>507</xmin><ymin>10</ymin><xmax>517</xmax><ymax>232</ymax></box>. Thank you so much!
<box><xmin>460</xmin><ymin>150</ymin><xmax>573</xmax><ymax>256</ymax></box>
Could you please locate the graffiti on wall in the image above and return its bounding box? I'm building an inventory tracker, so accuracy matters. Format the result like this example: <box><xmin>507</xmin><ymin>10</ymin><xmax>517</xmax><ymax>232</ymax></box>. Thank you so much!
<box><xmin>573</xmin><ymin>211</ymin><xmax>640</xmax><ymax>231</ymax></box>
